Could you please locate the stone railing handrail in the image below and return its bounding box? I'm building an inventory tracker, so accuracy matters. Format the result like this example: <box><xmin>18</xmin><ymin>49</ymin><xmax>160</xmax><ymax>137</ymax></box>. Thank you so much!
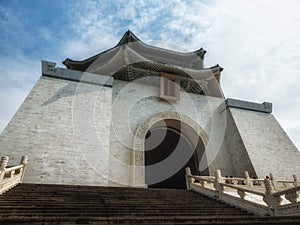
<box><xmin>219</xmin><ymin>181</ymin><xmax>265</xmax><ymax>196</ymax></box>
<box><xmin>189</xmin><ymin>175</ymin><xmax>214</xmax><ymax>183</ymax></box>
<box><xmin>185</xmin><ymin>167</ymin><xmax>300</xmax><ymax>216</ymax></box>
<box><xmin>0</xmin><ymin>156</ymin><xmax>28</xmax><ymax>195</ymax></box>
<box><xmin>277</xmin><ymin>180</ymin><xmax>294</xmax><ymax>183</ymax></box>
<box><xmin>4</xmin><ymin>165</ymin><xmax>24</xmax><ymax>173</ymax></box>
<box><xmin>273</xmin><ymin>185</ymin><xmax>300</xmax><ymax>197</ymax></box>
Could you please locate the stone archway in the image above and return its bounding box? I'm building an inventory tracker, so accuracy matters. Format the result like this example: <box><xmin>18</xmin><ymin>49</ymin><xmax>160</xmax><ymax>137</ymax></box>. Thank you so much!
<box><xmin>145</xmin><ymin>124</ymin><xmax>201</xmax><ymax>189</ymax></box>
<box><xmin>132</xmin><ymin>112</ymin><xmax>209</xmax><ymax>187</ymax></box>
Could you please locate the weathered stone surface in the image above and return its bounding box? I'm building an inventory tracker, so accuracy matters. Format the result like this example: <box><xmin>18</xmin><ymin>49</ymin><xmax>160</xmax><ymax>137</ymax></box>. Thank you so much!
<box><xmin>228</xmin><ymin>107</ymin><xmax>300</xmax><ymax>179</ymax></box>
<box><xmin>1</xmin><ymin>60</ymin><xmax>299</xmax><ymax>186</ymax></box>
<box><xmin>0</xmin><ymin>75</ymin><xmax>112</xmax><ymax>186</ymax></box>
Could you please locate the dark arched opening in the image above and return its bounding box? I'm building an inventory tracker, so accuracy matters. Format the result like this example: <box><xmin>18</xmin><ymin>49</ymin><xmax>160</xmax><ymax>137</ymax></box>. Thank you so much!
<box><xmin>145</xmin><ymin>121</ymin><xmax>207</xmax><ymax>189</ymax></box>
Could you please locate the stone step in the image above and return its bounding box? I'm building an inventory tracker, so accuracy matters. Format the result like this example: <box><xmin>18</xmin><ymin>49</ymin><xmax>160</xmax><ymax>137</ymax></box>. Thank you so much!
<box><xmin>1</xmin><ymin>215</ymin><xmax>300</xmax><ymax>225</ymax></box>
<box><xmin>0</xmin><ymin>183</ymin><xmax>299</xmax><ymax>224</ymax></box>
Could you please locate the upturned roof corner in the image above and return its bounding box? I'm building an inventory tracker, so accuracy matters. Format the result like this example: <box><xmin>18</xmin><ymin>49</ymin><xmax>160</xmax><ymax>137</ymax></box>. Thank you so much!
<box><xmin>62</xmin><ymin>31</ymin><xmax>218</xmax><ymax>72</ymax></box>
<box><xmin>116</xmin><ymin>30</ymin><xmax>141</xmax><ymax>46</ymax></box>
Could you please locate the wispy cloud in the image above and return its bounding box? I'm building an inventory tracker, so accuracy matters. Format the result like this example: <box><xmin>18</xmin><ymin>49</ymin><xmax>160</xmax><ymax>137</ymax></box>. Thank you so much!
<box><xmin>0</xmin><ymin>55</ymin><xmax>40</xmax><ymax>131</ymax></box>
<box><xmin>1</xmin><ymin>0</ymin><xmax>300</xmax><ymax>149</ymax></box>
<box><xmin>198</xmin><ymin>0</ymin><xmax>300</xmax><ymax>147</ymax></box>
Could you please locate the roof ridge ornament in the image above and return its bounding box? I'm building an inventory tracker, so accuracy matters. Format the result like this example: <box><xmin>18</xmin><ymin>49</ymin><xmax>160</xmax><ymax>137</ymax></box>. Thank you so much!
<box><xmin>116</xmin><ymin>30</ymin><xmax>141</xmax><ymax>46</ymax></box>
<box><xmin>193</xmin><ymin>47</ymin><xmax>207</xmax><ymax>60</ymax></box>
<box><xmin>209</xmin><ymin>64</ymin><xmax>224</xmax><ymax>72</ymax></box>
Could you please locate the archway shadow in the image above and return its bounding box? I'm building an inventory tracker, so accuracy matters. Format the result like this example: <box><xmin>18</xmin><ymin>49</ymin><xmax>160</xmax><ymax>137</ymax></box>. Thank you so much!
<box><xmin>145</xmin><ymin>119</ymin><xmax>209</xmax><ymax>189</ymax></box>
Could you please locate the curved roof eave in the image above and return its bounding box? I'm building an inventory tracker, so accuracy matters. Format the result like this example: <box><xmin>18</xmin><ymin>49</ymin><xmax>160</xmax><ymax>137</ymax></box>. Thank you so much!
<box><xmin>63</xmin><ymin>30</ymin><xmax>207</xmax><ymax>71</ymax></box>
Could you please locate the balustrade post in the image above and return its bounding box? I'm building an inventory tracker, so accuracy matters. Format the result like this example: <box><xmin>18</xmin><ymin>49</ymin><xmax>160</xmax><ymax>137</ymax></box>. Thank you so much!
<box><xmin>20</xmin><ymin>156</ymin><xmax>28</xmax><ymax>182</ymax></box>
<box><xmin>263</xmin><ymin>178</ymin><xmax>281</xmax><ymax>216</ymax></box>
<box><xmin>264</xmin><ymin>178</ymin><xmax>274</xmax><ymax>195</ymax></box>
<box><xmin>269</xmin><ymin>173</ymin><xmax>279</xmax><ymax>191</ymax></box>
<box><xmin>185</xmin><ymin>167</ymin><xmax>192</xmax><ymax>190</ymax></box>
<box><xmin>244</xmin><ymin>171</ymin><xmax>253</xmax><ymax>189</ymax></box>
<box><xmin>0</xmin><ymin>156</ymin><xmax>9</xmax><ymax>183</ymax></box>
<box><xmin>214</xmin><ymin>169</ymin><xmax>223</xmax><ymax>197</ymax></box>
<box><xmin>292</xmin><ymin>174</ymin><xmax>299</xmax><ymax>187</ymax></box>
<box><xmin>215</xmin><ymin>169</ymin><xmax>223</xmax><ymax>183</ymax></box>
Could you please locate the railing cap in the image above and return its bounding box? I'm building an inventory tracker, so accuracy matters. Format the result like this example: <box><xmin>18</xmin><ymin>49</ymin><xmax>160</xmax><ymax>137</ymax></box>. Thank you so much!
<box><xmin>0</xmin><ymin>156</ymin><xmax>9</xmax><ymax>168</ymax></box>
<box><xmin>21</xmin><ymin>156</ymin><xmax>28</xmax><ymax>164</ymax></box>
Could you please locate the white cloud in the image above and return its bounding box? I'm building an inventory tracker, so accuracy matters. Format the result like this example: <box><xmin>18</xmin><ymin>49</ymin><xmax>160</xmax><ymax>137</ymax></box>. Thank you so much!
<box><xmin>85</xmin><ymin>0</ymin><xmax>300</xmax><ymax>149</ymax></box>
<box><xmin>141</xmin><ymin>0</ymin><xmax>300</xmax><ymax>149</ymax></box>
<box><xmin>0</xmin><ymin>87</ymin><xmax>29</xmax><ymax>132</ymax></box>
<box><xmin>1</xmin><ymin>0</ymin><xmax>300</xmax><ymax>150</ymax></box>
<box><xmin>0</xmin><ymin>55</ymin><xmax>40</xmax><ymax>132</ymax></box>
<box><xmin>196</xmin><ymin>0</ymin><xmax>300</xmax><ymax>148</ymax></box>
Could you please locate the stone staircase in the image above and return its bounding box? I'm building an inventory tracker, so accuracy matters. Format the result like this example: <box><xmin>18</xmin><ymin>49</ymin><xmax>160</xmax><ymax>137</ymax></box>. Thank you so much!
<box><xmin>0</xmin><ymin>184</ymin><xmax>300</xmax><ymax>224</ymax></box>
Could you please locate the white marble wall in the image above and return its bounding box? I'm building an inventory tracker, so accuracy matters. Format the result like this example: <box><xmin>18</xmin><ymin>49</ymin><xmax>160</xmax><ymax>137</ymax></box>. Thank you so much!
<box><xmin>229</xmin><ymin>108</ymin><xmax>300</xmax><ymax>180</ymax></box>
<box><xmin>107</xmin><ymin>80</ymin><xmax>226</xmax><ymax>186</ymax></box>
<box><xmin>0</xmin><ymin>76</ymin><xmax>113</xmax><ymax>186</ymax></box>
<box><xmin>1</xmin><ymin>64</ymin><xmax>298</xmax><ymax>186</ymax></box>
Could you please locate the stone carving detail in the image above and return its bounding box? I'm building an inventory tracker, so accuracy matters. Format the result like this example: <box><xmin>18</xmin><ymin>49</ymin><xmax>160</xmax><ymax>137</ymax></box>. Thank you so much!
<box><xmin>134</xmin><ymin>111</ymin><xmax>208</xmax><ymax>148</ymax></box>
<box><xmin>264</xmin><ymin>179</ymin><xmax>273</xmax><ymax>194</ymax></box>
<box><xmin>135</xmin><ymin>151</ymin><xmax>144</xmax><ymax>167</ymax></box>
<box><xmin>285</xmin><ymin>192</ymin><xmax>299</xmax><ymax>204</ymax></box>
<box><xmin>186</xmin><ymin>169</ymin><xmax>300</xmax><ymax>216</ymax></box>
<box><xmin>0</xmin><ymin>156</ymin><xmax>28</xmax><ymax>195</ymax></box>
<box><xmin>132</xmin><ymin>111</ymin><xmax>209</xmax><ymax>183</ymax></box>
<box><xmin>237</xmin><ymin>190</ymin><xmax>246</xmax><ymax>199</ymax></box>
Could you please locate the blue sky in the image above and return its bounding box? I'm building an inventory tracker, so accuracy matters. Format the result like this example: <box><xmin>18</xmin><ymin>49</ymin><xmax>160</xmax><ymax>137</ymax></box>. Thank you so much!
<box><xmin>1</xmin><ymin>0</ymin><xmax>300</xmax><ymax>148</ymax></box>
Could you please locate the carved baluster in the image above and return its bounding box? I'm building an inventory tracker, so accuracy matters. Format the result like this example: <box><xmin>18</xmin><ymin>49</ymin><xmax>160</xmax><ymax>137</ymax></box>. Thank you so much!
<box><xmin>215</xmin><ymin>169</ymin><xmax>223</xmax><ymax>183</ymax></box>
<box><xmin>20</xmin><ymin>156</ymin><xmax>28</xmax><ymax>182</ymax></box>
<box><xmin>200</xmin><ymin>180</ymin><xmax>207</xmax><ymax>187</ymax></box>
<box><xmin>269</xmin><ymin>173</ymin><xmax>279</xmax><ymax>191</ymax></box>
<box><xmin>263</xmin><ymin>178</ymin><xmax>282</xmax><ymax>216</ymax></box>
<box><xmin>10</xmin><ymin>170</ymin><xmax>15</xmax><ymax>178</ymax></box>
<box><xmin>264</xmin><ymin>178</ymin><xmax>274</xmax><ymax>194</ymax></box>
<box><xmin>244</xmin><ymin>171</ymin><xmax>253</xmax><ymax>189</ymax></box>
<box><xmin>214</xmin><ymin>170</ymin><xmax>224</xmax><ymax>197</ymax></box>
<box><xmin>185</xmin><ymin>167</ymin><xmax>192</xmax><ymax>190</ymax></box>
<box><xmin>0</xmin><ymin>156</ymin><xmax>9</xmax><ymax>183</ymax></box>
<box><xmin>233</xmin><ymin>179</ymin><xmax>238</xmax><ymax>185</ymax></box>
